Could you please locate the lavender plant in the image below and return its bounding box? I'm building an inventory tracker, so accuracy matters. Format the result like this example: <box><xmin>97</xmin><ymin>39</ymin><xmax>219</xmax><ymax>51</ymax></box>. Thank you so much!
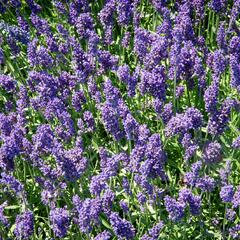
<box><xmin>0</xmin><ymin>0</ymin><xmax>240</xmax><ymax>239</ymax></box>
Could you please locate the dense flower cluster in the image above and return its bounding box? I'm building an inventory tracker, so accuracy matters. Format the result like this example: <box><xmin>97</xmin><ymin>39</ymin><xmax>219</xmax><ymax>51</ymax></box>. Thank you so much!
<box><xmin>0</xmin><ymin>0</ymin><xmax>240</xmax><ymax>239</ymax></box>
<box><xmin>14</xmin><ymin>211</ymin><xmax>34</xmax><ymax>239</ymax></box>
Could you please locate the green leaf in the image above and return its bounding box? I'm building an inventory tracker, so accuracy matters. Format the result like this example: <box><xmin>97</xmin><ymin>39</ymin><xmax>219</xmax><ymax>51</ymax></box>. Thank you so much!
<box><xmin>5</xmin><ymin>205</ymin><xmax>20</xmax><ymax>210</ymax></box>
<box><xmin>10</xmin><ymin>224</ymin><xmax>16</xmax><ymax>233</ymax></box>
<box><xmin>147</xmin><ymin>204</ymin><xmax>157</xmax><ymax>220</ymax></box>
<box><xmin>101</xmin><ymin>218</ymin><xmax>111</xmax><ymax>230</ymax></box>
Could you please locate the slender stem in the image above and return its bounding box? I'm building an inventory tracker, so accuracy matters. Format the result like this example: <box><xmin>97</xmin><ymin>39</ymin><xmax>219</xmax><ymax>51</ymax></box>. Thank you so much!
<box><xmin>222</xmin><ymin>203</ymin><xmax>227</xmax><ymax>240</ymax></box>
<box><xmin>186</xmin><ymin>84</ymin><xmax>192</xmax><ymax>107</ymax></box>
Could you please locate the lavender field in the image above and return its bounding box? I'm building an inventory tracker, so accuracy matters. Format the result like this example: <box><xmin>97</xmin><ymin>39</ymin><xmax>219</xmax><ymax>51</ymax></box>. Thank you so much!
<box><xmin>0</xmin><ymin>0</ymin><xmax>240</xmax><ymax>239</ymax></box>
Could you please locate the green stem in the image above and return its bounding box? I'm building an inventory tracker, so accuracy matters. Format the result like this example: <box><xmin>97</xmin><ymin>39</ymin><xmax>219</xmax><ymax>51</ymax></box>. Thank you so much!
<box><xmin>222</xmin><ymin>203</ymin><xmax>228</xmax><ymax>240</ymax></box>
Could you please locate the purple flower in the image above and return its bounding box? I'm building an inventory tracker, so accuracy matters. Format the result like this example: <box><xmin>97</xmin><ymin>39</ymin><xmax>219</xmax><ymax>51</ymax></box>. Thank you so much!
<box><xmin>134</xmin><ymin>174</ymin><xmax>153</xmax><ymax>195</ymax></box>
<box><xmin>165</xmin><ymin>107</ymin><xmax>202</xmax><ymax>137</ymax></box>
<box><xmin>207</xmin><ymin>89</ymin><xmax>223</xmax><ymax>122</ymax></box>
<box><xmin>194</xmin><ymin>56</ymin><xmax>206</xmax><ymax>90</ymax></box>
<box><xmin>39</xmin><ymin>182</ymin><xmax>58</xmax><ymax>205</ymax></box>
<box><xmin>207</xmin><ymin>50</ymin><xmax>226</xmax><ymax>77</ymax></box>
<box><xmin>137</xmin><ymin>192</ymin><xmax>147</xmax><ymax>206</ymax></box>
<box><xmin>168</xmin><ymin>41</ymin><xmax>181</xmax><ymax>80</ymax></box>
<box><xmin>72</xmin><ymin>90</ymin><xmax>86</xmax><ymax>112</ymax></box>
<box><xmin>117</xmin><ymin>98</ymin><xmax>130</xmax><ymax>119</ymax></box>
<box><xmin>229</xmin><ymin>54</ymin><xmax>240</xmax><ymax>92</ymax></box>
<box><xmin>30</xmin><ymin>14</ymin><xmax>51</xmax><ymax>36</ymax></box>
<box><xmin>217</xmin><ymin>22</ymin><xmax>227</xmax><ymax>50</ymax></box>
<box><xmin>46</xmin><ymin>36</ymin><xmax>58</xmax><ymax>52</ymax></box>
<box><xmin>192</xmin><ymin>0</ymin><xmax>205</xmax><ymax>19</ymax></box>
<box><xmin>164</xmin><ymin>195</ymin><xmax>185</xmax><ymax>221</ymax></box>
<box><xmin>209</xmin><ymin>0</ymin><xmax>227</xmax><ymax>12</ymax></box>
<box><xmin>196</xmin><ymin>176</ymin><xmax>215</xmax><ymax>192</ymax></box>
<box><xmin>32</xmin><ymin>124</ymin><xmax>55</xmax><ymax>154</ymax></box>
<box><xmin>49</xmin><ymin>207</ymin><xmax>70</xmax><ymax>238</ymax></box>
<box><xmin>156</xmin><ymin>8</ymin><xmax>172</xmax><ymax>37</ymax></box>
<box><xmin>98</xmin><ymin>0</ymin><xmax>115</xmax><ymax>44</ymax></box>
<box><xmin>70</xmin><ymin>37</ymin><xmax>95</xmax><ymax>78</ymax></box>
<box><xmin>134</xmin><ymin>27</ymin><xmax>152</xmax><ymax>60</ymax></box>
<box><xmin>144</xmin><ymin>36</ymin><xmax>168</xmax><ymax>69</ymax></box>
<box><xmin>109</xmin><ymin>212</ymin><xmax>135</xmax><ymax>239</ymax></box>
<box><xmin>176</xmin><ymin>85</ymin><xmax>185</xmax><ymax>98</ymax></box>
<box><xmin>88</xmin><ymin>31</ymin><xmax>100</xmax><ymax>55</ymax></box>
<box><xmin>98</xmin><ymin>50</ymin><xmax>118</xmax><ymax>72</ymax></box>
<box><xmin>101</xmin><ymin>153</ymin><xmax>123</xmax><ymax>178</ymax></box>
<box><xmin>139</xmin><ymin>66</ymin><xmax>167</xmax><ymax>100</ymax></box>
<box><xmin>130</xmin><ymin>144</ymin><xmax>145</xmax><ymax>172</ymax></box>
<box><xmin>57</xmin><ymin>24</ymin><xmax>69</xmax><ymax>38</ymax></box>
<box><xmin>232</xmin><ymin>186</ymin><xmax>240</xmax><ymax>208</ymax></box>
<box><xmin>232</xmin><ymin>136</ymin><xmax>240</xmax><ymax>149</ymax></box>
<box><xmin>117</xmin><ymin>65</ymin><xmax>138</xmax><ymax>97</ymax></box>
<box><xmin>53</xmin><ymin>1</ymin><xmax>67</xmax><ymax>14</ymax></box>
<box><xmin>0</xmin><ymin>172</ymin><xmax>23</xmax><ymax>195</ymax></box>
<box><xmin>77</xmin><ymin>119</ymin><xmax>84</xmax><ymax>133</ymax></box>
<box><xmin>202</xmin><ymin>141</ymin><xmax>222</xmax><ymax>164</ymax></box>
<box><xmin>101</xmin><ymin>103</ymin><xmax>124</xmax><ymax>141</ymax></box>
<box><xmin>76</xmin><ymin>197</ymin><xmax>102</xmax><ymax>233</ymax></box>
<box><xmin>226</xmin><ymin>209</ymin><xmax>236</xmax><ymax>222</ymax></box>
<box><xmin>101</xmin><ymin>189</ymin><xmax>115</xmax><ymax>216</ymax></box>
<box><xmin>90</xmin><ymin>174</ymin><xmax>108</xmax><ymax>196</ymax></box>
<box><xmin>117</xmin><ymin>64</ymin><xmax>131</xmax><ymax>84</ymax></box>
<box><xmin>117</xmin><ymin>0</ymin><xmax>133</xmax><ymax>26</ymax></box>
<box><xmin>229</xmin><ymin>224</ymin><xmax>240</xmax><ymax>239</ymax></box>
<box><xmin>220</xmin><ymin>185</ymin><xmax>234</xmax><ymax>203</ymax></box>
<box><xmin>27</xmin><ymin>39</ymin><xmax>53</xmax><ymax>67</ymax></box>
<box><xmin>0</xmin><ymin>74</ymin><xmax>16</xmax><ymax>92</ymax></box>
<box><xmin>0</xmin><ymin>132</ymin><xmax>21</xmax><ymax>170</ymax></box>
<box><xmin>14</xmin><ymin>211</ymin><xmax>34</xmax><ymax>239</ymax></box>
<box><xmin>204</xmin><ymin>83</ymin><xmax>219</xmax><ymax>114</ymax></box>
<box><xmin>83</xmin><ymin>111</ymin><xmax>95</xmax><ymax>132</ymax></box>
<box><xmin>229</xmin><ymin>36</ymin><xmax>240</xmax><ymax>55</ymax></box>
<box><xmin>76</xmin><ymin>13</ymin><xmax>94</xmax><ymax>39</ymax></box>
<box><xmin>103</xmin><ymin>79</ymin><xmax>122</xmax><ymax>108</ymax></box>
<box><xmin>148</xmin><ymin>221</ymin><xmax>164</xmax><ymax>239</ymax></box>
<box><xmin>140</xmin><ymin>134</ymin><xmax>166</xmax><ymax>179</ymax></box>
<box><xmin>207</xmin><ymin>98</ymin><xmax>237</xmax><ymax>135</ymax></box>
<box><xmin>121</xmin><ymin>178</ymin><xmax>131</xmax><ymax>196</ymax></box>
<box><xmin>87</xmin><ymin>78</ymin><xmax>102</xmax><ymax>103</ymax></box>
<box><xmin>119</xmin><ymin>200</ymin><xmax>129</xmax><ymax>213</ymax></box>
<box><xmin>123</xmin><ymin>113</ymin><xmax>139</xmax><ymax>140</ymax></box>
<box><xmin>172</xmin><ymin>4</ymin><xmax>194</xmax><ymax>41</ymax></box>
<box><xmin>153</xmin><ymin>98</ymin><xmax>163</xmax><ymax>115</ymax></box>
<box><xmin>94</xmin><ymin>230</ymin><xmax>112</xmax><ymax>240</ymax></box>
<box><xmin>219</xmin><ymin>160</ymin><xmax>231</xmax><ymax>184</ymax></box>
<box><xmin>178</xmin><ymin>188</ymin><xmax>201</xmax><ymax>215</ymax></box>
<box><xmin>98</xmin><ymin>0</ymin><xmax>115</xmax><ymax>27</ymax></box>
<box><xmin>9</xmin><ymin>0</ymin><xmax>21</xmax><ymax>8</ymax></box>
<box><xmin>55</xmin><ymin>146</ymin><xmax>88</xmax><ymax>182</ymax></box>
<box><xmin>185</xmin><ymin>107</ymin><xmax>203</xmax><ymax>129</ymax></box>
<box><xmin>26</xmin><ymin>0</ymin><xmax>41</xmax><ymax>13</ymax></box>
<box><xmin>171</xmin><ymin>41</ymin><xmax>197</xmax><ymax>87</ymax></box>
<box><xmin>160</xmin><ymin>102</ymin><xmax>173</xmax><ymax>124</ymax></box>
<box><xmin>133</xmin><ymin>8</ymin><xmax>141</xmax><ymax>27</ymax></box>
<box><xmin>0</xmin><ymin>47</ymin><xmax>4</xmax><ymax>64</ymax></box>
<box><xmin>0</xmin><ymin>113</ymin><xmax>13</xmax><ymax>136</ymax></box>
<box><xmin>135</xmin><ymin>124</ymin><xmax>150</xmax><ymax>146</ymax></box>
<box><xmin>0</xmin><ymin>202</ymin><xmax>9</xmax><ymax>226</ymax></box>
<box><xmin>181</xmin><ymin>133</ymin><xmax>198</xmax><ymax>161</ymax></box>
<box><xmin>184</xmin><ymin>161</ymin><xmax>202</xmax><ymax>187</ymax></box>
<box><xmin>27</xmin><ymin>71</ymin><xmax>57</xmax><ymax>103</ymax></box>
<box><xmin>121</xmin><ymin>31</ymin><xmax>131</xmax><ymax>48</ymax></box>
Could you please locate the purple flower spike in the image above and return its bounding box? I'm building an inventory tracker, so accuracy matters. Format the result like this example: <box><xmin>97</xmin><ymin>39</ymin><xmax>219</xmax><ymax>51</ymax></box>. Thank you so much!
<box><xmin>14</xmin><ymin>211</ymin><xmax>34</xmax><ymax>239</ymax></box>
